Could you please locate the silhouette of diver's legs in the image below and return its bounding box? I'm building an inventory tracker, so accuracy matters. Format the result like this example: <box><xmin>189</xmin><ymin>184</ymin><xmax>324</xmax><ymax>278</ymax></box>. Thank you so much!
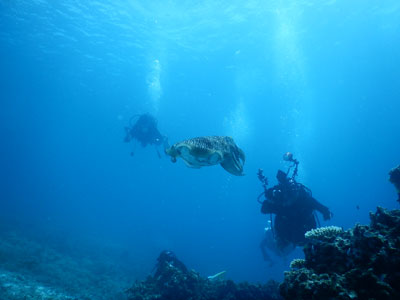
<box><xmin>260</xmin><ymin>237</ymin><xmax>274</xmax><ymax>266</ymax></box>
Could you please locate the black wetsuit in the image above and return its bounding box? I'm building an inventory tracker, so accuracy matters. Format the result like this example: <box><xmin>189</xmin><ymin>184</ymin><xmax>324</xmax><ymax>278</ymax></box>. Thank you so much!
<box><xmin>261</xmin><ymin>180</ymin><xmax>331</xmax><ymax>249</ymax></box>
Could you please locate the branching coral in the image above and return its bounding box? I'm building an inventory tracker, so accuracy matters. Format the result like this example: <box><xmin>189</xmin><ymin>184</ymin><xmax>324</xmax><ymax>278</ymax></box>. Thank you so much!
<box><xmin>289</xmin><ymin>259</ymin><xmax>305</xmax><ymax>270</ymax></box>
<box><xmin>304</xmin><ymin>226</ymin><xmax>343</xmax><ymax>241</ymax></box>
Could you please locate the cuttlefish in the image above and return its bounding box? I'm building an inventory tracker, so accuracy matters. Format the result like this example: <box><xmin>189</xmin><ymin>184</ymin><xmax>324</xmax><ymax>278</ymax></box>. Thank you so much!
<box><xmin>165</xmin><ymin>136</ymin><xmax>245</xmax><ymax>176</ymax></box>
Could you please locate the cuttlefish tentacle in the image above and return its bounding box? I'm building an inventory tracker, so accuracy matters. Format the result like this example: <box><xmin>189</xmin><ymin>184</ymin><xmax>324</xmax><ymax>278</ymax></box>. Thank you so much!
<box><xmin>230</xmin><ymin>151</ymin><xmax>241</xmax><ymax>172</ymax></box>
<box><xmin>220</xmin><ymin>145</ymin><xmax>245</xmax><ymax>176</ymax></box>
<box><xmin>237</xmin><ymin>148</ymin><xmax>245</xmax><ymax>163</ymax></box>
<box><xmin>229</xmin><ymin>144</ymin><xmax>245</xmax><ymax>174</ymax></box>
<box><xmin>220</xmin><ymin>155</ymin><xmax>244</xmax><ymax>176</ymax></box>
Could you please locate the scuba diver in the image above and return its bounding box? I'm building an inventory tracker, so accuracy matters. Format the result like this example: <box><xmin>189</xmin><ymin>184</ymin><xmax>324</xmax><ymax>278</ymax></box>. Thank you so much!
<box><xmin>257</xmin><ymin>152</ymin><xmax>332</xmax><ymax>261</ymax></box>
<box><xmin>389</xmin><ymin>165</ymin><xmax>400</xmax><ymax>203</ymax></box>
<box><xmin>124</xmin><ymin>113</ymin><xmax>168</xmax><ymax>157</ymax></box>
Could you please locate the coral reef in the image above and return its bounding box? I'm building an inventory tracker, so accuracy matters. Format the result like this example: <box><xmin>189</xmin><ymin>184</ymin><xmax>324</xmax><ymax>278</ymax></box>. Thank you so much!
<box><xmin>304</xmin><ymin>226</ymin><xmax>343</xmax><ymax>241</ymax></box>
<box><xmin>126</xmin><ymin>251</ymin><xmax>282</xmax><ymax>300</ymax></box>
<box><xmin>280</xmin><ymin>207</ymin><xmax>400</xmax><ymax>300</ymax></box>
<box><xmin>289</xmin><ymin>259</ymin><xmax>305</xmax><ymax>270</ymax></box>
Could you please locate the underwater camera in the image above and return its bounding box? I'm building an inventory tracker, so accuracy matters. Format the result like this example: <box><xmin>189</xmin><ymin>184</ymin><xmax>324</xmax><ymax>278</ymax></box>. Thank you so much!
<box><xmin>283</xmin><ymin>152</ymin><xmax>294</xmax><ymax>162</ymax></box>
<box><xmin>283</xmin><ymin>152</ymin><xmax>299</xmax><ymax>180</ymax></box>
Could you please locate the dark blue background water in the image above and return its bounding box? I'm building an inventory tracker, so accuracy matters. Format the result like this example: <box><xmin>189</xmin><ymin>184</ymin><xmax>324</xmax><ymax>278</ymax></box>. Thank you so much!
<box><xmin>1</xmin><ymin>0</ymin><xmax>399</xmax><ymax>283</ymax></box>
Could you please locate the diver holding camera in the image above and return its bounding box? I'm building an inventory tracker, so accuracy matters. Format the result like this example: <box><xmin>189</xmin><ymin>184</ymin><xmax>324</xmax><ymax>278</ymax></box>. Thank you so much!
<box><xmin>258</xmin><ymin>153</ymin><xmax>333</xmax><ymax>261</ymax></box>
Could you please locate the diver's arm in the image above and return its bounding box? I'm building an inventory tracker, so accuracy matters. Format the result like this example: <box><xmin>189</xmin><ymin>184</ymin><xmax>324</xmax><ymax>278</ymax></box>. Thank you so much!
<box><xmin>261</xmin><ymin>200</ymin><xmax>278</xmax><ymax>214</ymax></box>
<box><xmin>162</xmin><ymin>136</ymin><xmax>170</xmax><ymax>151</ymax></box>
<box><xmin>261</xmin><ymin>187</ymin><xmax>278</xmax><ymax>214</ymax></box>
<box><xmin>310</xmin><ymin>197</ymin><xmax>332</xmax><ymax>220</ymax></box>
<box><xmin>124</xmin><ymin>127</ymin><xmax>132</xmax><ymax>143</ymax></box>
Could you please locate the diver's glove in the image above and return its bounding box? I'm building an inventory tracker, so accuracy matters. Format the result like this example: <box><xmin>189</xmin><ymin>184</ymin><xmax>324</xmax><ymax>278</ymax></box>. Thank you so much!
<box><xmin>261</xmin><ymin>200</ymin><xmax>275</xmax><ymax>214</ymax></box>
<box><xmin>323</xmin><ymin>210</ymin><xmax>333</xmax><ymax>221</ymax></box>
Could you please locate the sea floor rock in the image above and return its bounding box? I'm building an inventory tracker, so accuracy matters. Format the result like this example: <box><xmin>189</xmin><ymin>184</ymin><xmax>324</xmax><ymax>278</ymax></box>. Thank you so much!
<box><xmin>280</xmin><ymin>207</ymin><xmax>400</xmax><ymax>300</ymax></box>
<box><xmin>0</xmin><ymin>269</ymin><xmax>76</xmax><ymax>300</ymax></box>
<box><xmin>0</xmin><ymin>225</ymin><xmax>133</xmax><ymax>300</ymax></box>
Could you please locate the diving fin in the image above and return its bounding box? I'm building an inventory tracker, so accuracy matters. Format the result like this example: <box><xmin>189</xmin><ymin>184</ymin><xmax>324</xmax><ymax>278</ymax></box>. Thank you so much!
<box><xmin>207</xmin><ymin>270</ymin><xmax>226</xmax><ymax>281</ymax></box>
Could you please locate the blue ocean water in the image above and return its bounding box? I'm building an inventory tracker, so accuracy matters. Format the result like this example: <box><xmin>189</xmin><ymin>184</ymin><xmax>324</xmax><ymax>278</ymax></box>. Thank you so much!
<box><xmin>0</xmin><ymin>0</ymin><xmax>399</xmax><ymax>291</ymax></box>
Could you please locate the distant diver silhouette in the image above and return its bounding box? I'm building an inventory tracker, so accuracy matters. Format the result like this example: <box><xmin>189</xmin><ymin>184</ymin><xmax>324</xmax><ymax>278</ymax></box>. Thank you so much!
<box><xmin>124</xmin><ymin>113</ymin><xmax>168</xmax><ymax>158</ymax></box>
